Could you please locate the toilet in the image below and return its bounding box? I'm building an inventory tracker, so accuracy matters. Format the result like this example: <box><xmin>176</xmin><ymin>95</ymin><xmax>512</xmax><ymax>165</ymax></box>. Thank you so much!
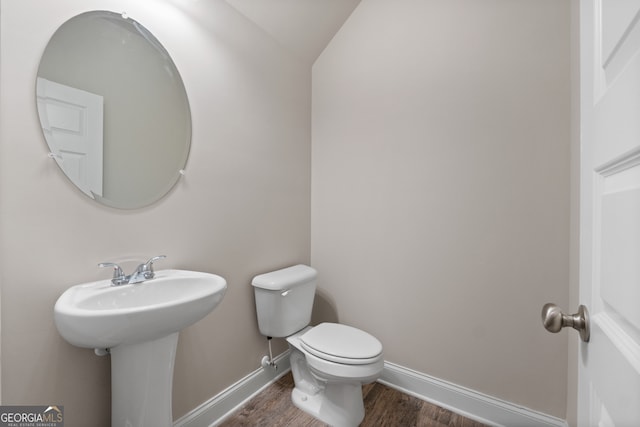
<box><xmin>252</xmin><ymin>264</ymin><xmax>383</xmax><ymax>427</ymax></box>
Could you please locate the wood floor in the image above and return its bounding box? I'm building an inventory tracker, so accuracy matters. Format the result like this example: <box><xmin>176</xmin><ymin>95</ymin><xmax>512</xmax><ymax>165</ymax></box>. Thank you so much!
<box><xmin>218</xmin><ymin>372</ymin><xmax>488</xmax><ymax>427</ymax></box>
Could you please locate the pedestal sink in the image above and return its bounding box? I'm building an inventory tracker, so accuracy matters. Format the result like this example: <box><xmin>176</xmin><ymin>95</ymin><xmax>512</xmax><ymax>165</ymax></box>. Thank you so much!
<box><xmin>54</xmin><ymin>269</ymin><xmax>227</xmax><ymax>427</ymax></box>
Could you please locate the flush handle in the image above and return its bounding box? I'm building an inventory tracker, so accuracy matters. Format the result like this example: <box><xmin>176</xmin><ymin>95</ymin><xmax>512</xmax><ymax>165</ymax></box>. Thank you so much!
<box><xmin>541</xmin><ymin>303</ymin><xmax>590</xmax><ymax>342</ymax></box>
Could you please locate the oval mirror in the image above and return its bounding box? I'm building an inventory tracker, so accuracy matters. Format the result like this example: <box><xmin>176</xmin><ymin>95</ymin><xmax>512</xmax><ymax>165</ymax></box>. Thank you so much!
<box><xmin>36</xmin><ymin>11</ymin><xmax>191</xmax><ymax>209</ymax></box>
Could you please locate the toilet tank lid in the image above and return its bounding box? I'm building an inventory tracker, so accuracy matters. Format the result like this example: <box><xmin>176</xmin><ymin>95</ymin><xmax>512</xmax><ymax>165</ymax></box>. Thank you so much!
<box><xmin>251</xmin><ymin>264</ymin><xmax>318</xmax><ymax>290</ymax></box>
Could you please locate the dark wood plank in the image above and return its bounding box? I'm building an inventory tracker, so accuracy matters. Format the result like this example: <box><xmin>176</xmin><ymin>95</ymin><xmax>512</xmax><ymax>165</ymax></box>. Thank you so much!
<box><xmin>218</xmin><ymin>372</ymin><xmax>488</xmax><ymax>427</ymax></box>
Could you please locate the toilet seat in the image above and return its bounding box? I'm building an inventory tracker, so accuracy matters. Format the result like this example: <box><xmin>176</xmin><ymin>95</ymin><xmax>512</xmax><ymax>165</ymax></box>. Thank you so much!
<box><xmin>300</xmin><ymin>323</ymin><xmax>383</xmax><ymax>365</ymax></box>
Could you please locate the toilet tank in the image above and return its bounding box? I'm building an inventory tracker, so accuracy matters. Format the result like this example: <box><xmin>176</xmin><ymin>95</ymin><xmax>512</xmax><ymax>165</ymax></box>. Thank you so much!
<box><xmin>251</xmin><ymin>264</ymin><xmax>317</xmax><ymax>338</ymax></box>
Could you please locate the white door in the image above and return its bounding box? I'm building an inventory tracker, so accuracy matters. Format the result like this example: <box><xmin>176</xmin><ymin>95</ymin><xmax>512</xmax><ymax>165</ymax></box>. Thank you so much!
<box><xmin>578</xmin><ymin>0</ymin><xmax>640</xmax><ymax>425</ymax></box>
<box><xmin>36</xmin><ymin>77</ymin><xmax>104</xmax><ymax>198</ymax></box>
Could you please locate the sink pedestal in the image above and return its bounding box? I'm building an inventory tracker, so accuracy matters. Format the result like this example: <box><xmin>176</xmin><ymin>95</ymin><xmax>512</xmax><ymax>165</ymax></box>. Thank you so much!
<box><xmin>110</xmin><ymin>332</ymin><xmax>179</xmax><ymax>427</ymax></box>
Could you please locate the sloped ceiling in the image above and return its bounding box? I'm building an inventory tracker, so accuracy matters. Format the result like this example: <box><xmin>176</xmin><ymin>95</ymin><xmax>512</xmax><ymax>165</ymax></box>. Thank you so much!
<box><xmin>224</xmin><ymin>0</ymin><xmax>361</xmax><ymax>65</ymax></box>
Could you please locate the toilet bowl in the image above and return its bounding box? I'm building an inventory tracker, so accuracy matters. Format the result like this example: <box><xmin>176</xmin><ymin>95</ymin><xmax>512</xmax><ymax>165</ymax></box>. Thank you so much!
<box><xmin>252</xmin><ymin>265</ymin><xmax>384</xmax><ymax>427</ymax></box>
<box><xmin>287</xmin><ymin>324</ymin><xmax>383</xmax><ymax>426</ymax></box>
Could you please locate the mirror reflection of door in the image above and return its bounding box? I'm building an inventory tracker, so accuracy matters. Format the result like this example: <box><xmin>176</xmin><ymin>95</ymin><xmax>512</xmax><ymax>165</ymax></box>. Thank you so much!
<box><xmin>36</xmin><ymin>77</ymin><xmax>104</xmax><ymax>198</ymax></box>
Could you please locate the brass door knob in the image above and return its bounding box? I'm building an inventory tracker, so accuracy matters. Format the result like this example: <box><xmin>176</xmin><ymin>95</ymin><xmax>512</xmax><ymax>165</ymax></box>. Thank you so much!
<box><xmin>541</xmin><ymin>303</ymin><xmax>590</xmax><ymax>342</ymax></box>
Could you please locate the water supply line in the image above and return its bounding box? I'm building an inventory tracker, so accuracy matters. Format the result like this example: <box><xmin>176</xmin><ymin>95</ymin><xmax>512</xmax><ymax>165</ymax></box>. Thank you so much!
<box><xmin>261</xmin><ymin>337</ymin><xmax>278</xmax><ymax>371</ymax></box>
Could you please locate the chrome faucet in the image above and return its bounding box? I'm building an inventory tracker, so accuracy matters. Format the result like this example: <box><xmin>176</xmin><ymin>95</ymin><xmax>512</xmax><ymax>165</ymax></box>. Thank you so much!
<box><xmin>98</xmin><ymin>262</ymin><xmax>128</xmax><ymax>286</ymax></box>
<box><xmin>129</xmin><ymin>255</ymin><xmax>167</xmax><ymax>284</ymax></box>
<box><xmin>99</xmin><ymin>255</ymin><xmax>167</xmax><ymax>286</ymax></box>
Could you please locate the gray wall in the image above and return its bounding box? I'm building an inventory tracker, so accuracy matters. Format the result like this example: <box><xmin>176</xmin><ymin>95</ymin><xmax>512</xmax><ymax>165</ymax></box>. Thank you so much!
<box><xmin>0</xmin><ymin>1</ymin><xmax>309</xmax><ymax>425</ymax></box>
<box><xmin>311</xmin><ymin>0</ymin><xmax>571</xmax><ymax>418</ymax></box>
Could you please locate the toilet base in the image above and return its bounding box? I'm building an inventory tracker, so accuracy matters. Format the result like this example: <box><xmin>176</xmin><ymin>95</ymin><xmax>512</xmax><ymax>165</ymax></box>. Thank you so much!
<box><xmin>291</xmin><ymin>381</ymin><xmax>365</xmax><ymax>427</ymax></box>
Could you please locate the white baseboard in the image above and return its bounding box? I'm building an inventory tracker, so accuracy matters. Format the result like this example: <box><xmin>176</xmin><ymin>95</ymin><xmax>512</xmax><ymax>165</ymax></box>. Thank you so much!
<box><xmin>379</xmin><ymin>361</ymin><xmax>568</xmax><ymax>427</ymax></box>
<box><xmin>173</xmin><ymin>351</ymin><xmax>291</xmax><ymax>427</ymax></box>
<box><xmin>175</xmin><ymin>355</ymin><xmax>567</xmax><ymax>427</ymax></box>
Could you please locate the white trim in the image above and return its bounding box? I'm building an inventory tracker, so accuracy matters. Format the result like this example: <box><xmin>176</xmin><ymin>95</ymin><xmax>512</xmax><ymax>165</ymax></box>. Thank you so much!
<box><xmin>379</xmin><ymin>362</ymin><xmax>568</xmax><ymax>427</ymax></box>
<box><xmin>595</xmin><ymin>145</ymin><xmax>640</xmax><ymax>176</ymax></box>
<box><xmin>175</xmin><ymin>356</ymin><xmax>567</xmax><ymax>427</ymax></box>
<box><xmin>173</xmin><ymin>351</ymin><xmax>291</xmax><ymax>427</ymax></box>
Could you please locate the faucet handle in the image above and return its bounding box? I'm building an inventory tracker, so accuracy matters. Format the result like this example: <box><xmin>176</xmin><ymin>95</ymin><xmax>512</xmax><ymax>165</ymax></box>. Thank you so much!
<box><xmin>141</xmin><ymin>255</ymin><xmax>166</xmax><ymax>279</ymax></box>
<box><xmin>98</xmin><ymin>262</ymin><xmax>127</xmax><ymax>285</ymax></box>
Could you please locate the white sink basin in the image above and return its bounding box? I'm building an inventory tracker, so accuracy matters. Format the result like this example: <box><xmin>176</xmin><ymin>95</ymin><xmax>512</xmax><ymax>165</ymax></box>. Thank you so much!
<box><xmin>54</xmin><ymin>269</ymin><xmax>227</xmax><ymax>349</ymax></box>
